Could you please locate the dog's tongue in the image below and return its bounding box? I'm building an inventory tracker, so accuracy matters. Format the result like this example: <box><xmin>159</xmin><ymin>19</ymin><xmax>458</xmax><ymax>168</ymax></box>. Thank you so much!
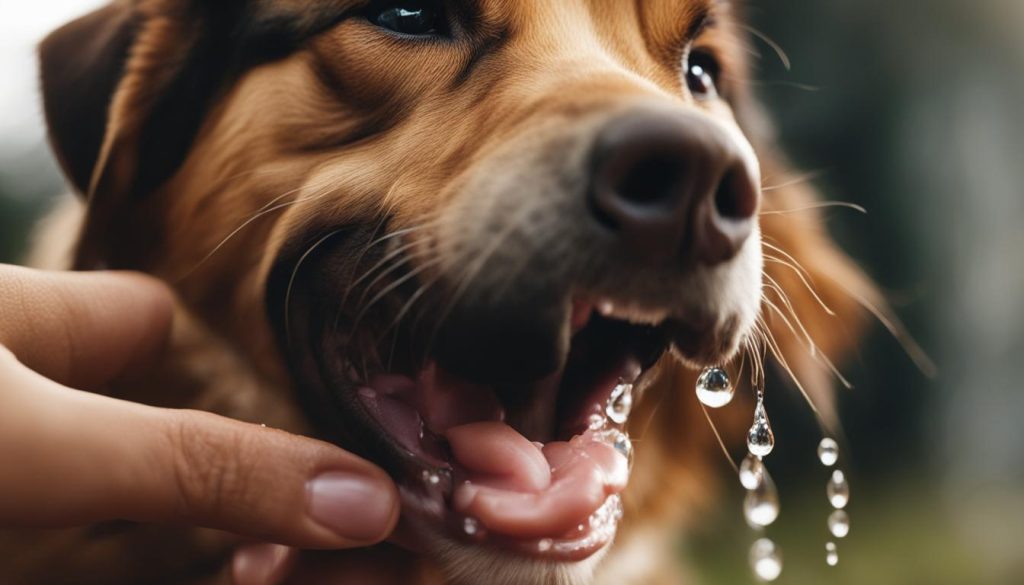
<box><xmin>447</xmin><ymin>421</ymin><xmax>628</xmax><ymax>539</ymax></box>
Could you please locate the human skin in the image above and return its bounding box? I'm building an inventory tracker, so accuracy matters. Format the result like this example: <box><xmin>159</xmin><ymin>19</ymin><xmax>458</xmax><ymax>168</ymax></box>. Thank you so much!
<box><xmin>0</xmin><ymin>265</ymin><xmax>400</xmax><ymax>584</ymax></box>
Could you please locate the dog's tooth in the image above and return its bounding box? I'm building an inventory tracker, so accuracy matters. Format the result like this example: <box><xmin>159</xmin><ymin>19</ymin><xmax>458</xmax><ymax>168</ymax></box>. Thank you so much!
<box><xmin>605</xmin><ymin>382</ymin><xmax>633</xmax><ymax>424</ymax></box>
<box><xmin>597</xmin><ymin>300</ymin><xmax>615</xmax><ymax>316</ymax></box>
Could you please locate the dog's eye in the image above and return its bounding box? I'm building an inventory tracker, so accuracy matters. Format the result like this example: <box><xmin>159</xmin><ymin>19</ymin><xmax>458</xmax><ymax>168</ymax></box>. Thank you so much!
<box><xmin>685</xmin><ymin>50</ymin><xmax>721</xmax><ymax>99</ymax></box>
<box><xmin>368</xmin><ymin>1</ymin><xmax>443</xmax><ymax>36</ymax></box>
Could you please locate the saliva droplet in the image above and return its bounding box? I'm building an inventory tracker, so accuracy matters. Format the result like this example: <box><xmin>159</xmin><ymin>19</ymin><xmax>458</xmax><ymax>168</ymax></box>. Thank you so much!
<box><xmin>421</xmin><ymin>469</ymin><xmax>441</xmax><ymax>486</ymax></box>
<box><xmin>818</xmin><ymin>437</ymin><xmax>839</xmax><ymax>466</ymax></box>
<box><xmin>825</xmin><ymin>541</ymin><xmax>839</xmax><ymax>566</ymax></box>
<box><xmin>606</xmin><ymin>382</ymin><xmax>633</xmax><ymax>424</ymax></box>
<box><xmin>696</xmin><ymin>367</ymin><xmax>734</xmax><ymax>408</ymax></box>
<box><xmin>827</xmin><ymin>469</ymin><xmax>850</xmax><ymax>509</ymax></box>
<box><xmin>463</xmin><ymin>516</ymin><xmax>481</xmax><ymax>536</ymax></box>
<box><xmin>739</xmin><ymin>453</ymin><xmax>765</xmax><ymax>490</ymax></box>
<box><xmin>749</xmin><ymin>538</ymin><xmax>783</xmax><ymax>582</ymax></box>
<box><xmin>537</xmin><ymin>538</ymin><xmax>553</xmax><ymax>552</ymax></box>
<box><xmin>743</xmin><ymin>466</ymin><xmax>780</xmax><ymax>527</ymax></box>
<box><xmin>605</xmin><ymin>429</ymin><xmax>634</xmax><ymax>470</ymax></box>
<box><xmin>747</xmin><ymin>398</ymin><xmax>775</xmax><ymax>457</ymax></box>
<box><xmin>696</xmin><ymin>366</ymin><xmax>737</xmax><ymax>407</ymax></box>
<box><xmin>828</xmin><ymin>509</ymin><xmax>850</xmax><ymax>538</ymax></box>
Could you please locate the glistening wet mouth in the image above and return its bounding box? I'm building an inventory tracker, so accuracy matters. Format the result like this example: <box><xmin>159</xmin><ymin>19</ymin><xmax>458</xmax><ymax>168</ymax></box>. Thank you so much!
<box><xmin>346</xmin><ymin>300</ymin><xmax>672</xmax><ymax>561</ymax></box>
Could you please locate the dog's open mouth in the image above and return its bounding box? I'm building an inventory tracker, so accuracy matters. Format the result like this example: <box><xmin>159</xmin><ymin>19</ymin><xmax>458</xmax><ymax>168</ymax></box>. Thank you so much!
<box><xmin>344</xmin><ymin>299</ymin><xmax>671</xmax><ymax>561</ymax></box>
<box><xmin>267</xmin><ymin>228</ymin><xmax>737</xmax><ymax>562</ymax></box>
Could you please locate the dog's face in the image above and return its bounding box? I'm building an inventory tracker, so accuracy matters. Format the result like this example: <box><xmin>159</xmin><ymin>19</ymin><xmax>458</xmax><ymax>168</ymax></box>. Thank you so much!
<box><xmin>39</xmin><ymin>1</ymin><xmax>865</xmax><ymax>583</ymax></box>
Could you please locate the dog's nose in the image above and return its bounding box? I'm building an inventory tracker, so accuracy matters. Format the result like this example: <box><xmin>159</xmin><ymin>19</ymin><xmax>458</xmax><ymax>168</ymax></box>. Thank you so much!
<box><xmin>588</xmin><ymin>109</ymin><xmax>760</xmax><ymax>266</ymax></box>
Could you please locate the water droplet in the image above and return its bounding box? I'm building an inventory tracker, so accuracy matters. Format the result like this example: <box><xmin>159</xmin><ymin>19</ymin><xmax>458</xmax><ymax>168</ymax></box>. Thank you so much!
<box><xmin>606</xmin><ymin>382</ymin><xmax>633</xmax><ymax>424</ymax></box>
<box><xmin>749</xmin><ymin>538</ymin><xmax>783</xmax><ymax>582</ymax></box>
<box><xmin>696</xmin><ymin>367</ymin><xmax>734</xmax><ymax>408</ymax></box>
<box><xmin>421</xmin><ymin>470</ymin><xmax>440</xmax><ymax>485</ymax></box>
<box><xmin>743</xmin><ymin>467</ymin><xmax>780</xmax><ymax>527</ymax></box>
<box><xmin>825</xmin><ymin>542</ymin><xmax>839</xmax><ymax>566</ymax></box>
<box><xmin>818</xmin><ymin>438</ymin><xmax>839</xmax><ymax>466</ymax></box>
<box><xmin>739</xmin><ymin>453</ymin><xmax>766</xmax><ymax>490</ymax></box>
<box><xmin>747</xmin><ymin>398</ymin><xmax>775</xmax><ymax>457</ymax></box>
<box><xmin>537</xmin><ymin>538</ymin><xmax>553</xmax><ymax>552</ymax></box>
<box><xmin>463</xmin><ymin>517</ymin><xmax>481</xmax><ymax>536</ymax></box>
<box><xmin>827</xmin><ymin>469</ymin><xmax>850</xmax><ymax>509</ymax></box>
<box><xmin>610</xmin><ymin>430</ymin><xmax>634</xmax><ymax>469</ymax></box>
<box><xmin>828</xmin><ymin>509</ymin><xmax>850</xmax><ymax>538</ymax></box>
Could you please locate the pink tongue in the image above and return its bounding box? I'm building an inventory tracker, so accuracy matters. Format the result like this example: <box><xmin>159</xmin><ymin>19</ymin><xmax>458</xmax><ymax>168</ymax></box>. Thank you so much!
<box><xmin>447</xmin><ymin>421</ymin><xmax>628</xmax><ymax>539</ymax></box>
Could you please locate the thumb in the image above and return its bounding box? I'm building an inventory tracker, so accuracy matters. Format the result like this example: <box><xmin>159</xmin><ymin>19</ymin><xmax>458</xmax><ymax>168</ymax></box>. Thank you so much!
<box><xmin>0</xmin><ymin>354</ymin><xmax>399</xmax><ymax>548</ymax></box>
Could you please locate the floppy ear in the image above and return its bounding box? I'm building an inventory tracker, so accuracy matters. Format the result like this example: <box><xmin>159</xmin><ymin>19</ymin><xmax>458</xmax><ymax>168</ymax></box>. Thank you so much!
<box><xmin>40</xmin><ymin>0</ymin><xmax>227</xmax><ymax>269</ymax></box>
<box><xmin>39</xmin><ymin>1</ymin><xmax>137</xmax><ymax>199</ymax></box>
<box><xmin>39</xmin><ymin>0</ymin><xmax>346</xmax><ymax>270</ymax></box>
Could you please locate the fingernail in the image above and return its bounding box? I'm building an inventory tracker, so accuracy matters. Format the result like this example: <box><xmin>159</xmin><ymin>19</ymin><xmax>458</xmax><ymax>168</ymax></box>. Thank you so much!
<box><xmin>232</xmin><ymin>543</ymin><xmax>291</xmax><ymax>585</ymax></box>
<box><xmin>306</xmin><ymin>472</ymin><xmax>396</xmax><ymax>543</ymax></box>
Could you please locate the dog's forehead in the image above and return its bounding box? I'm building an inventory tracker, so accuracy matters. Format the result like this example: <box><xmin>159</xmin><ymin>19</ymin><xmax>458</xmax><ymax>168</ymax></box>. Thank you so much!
<box><xmin>249</xmin><ymin>0</ymin><xmax>731</xmax><ymax>38</ymax></box>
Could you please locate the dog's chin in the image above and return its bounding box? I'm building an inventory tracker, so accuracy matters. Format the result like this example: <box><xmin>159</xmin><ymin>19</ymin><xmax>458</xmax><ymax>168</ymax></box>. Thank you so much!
<box><xmin>426</xmin><ymin>534</ymin><xmax>609</xmax><ymax>585</ymax></box>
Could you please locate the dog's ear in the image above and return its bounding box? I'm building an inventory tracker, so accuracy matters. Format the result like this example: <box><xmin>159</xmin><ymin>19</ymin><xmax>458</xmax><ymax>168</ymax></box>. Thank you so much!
<box><xmin>39</xmin><ymin>1</ymin><xmax>137</xmax><ymax>199</ymax></box>
<box><xmin>39</xmin><ymin>0</ymin><xmax>227</xmax><ymax>269</ymax></box>
<box><xmin>39</xmin><ymin>1</ymin><xmax>345</xmax><ymax>270</ymax></box>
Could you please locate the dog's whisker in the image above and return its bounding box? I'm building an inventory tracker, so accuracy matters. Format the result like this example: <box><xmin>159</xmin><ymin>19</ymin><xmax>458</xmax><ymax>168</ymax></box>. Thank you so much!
<box><xmin>333</xmin><ymin>216</ymin><xmax>446</xmax><ymax>333</ymax></box>
<box><xmin>177</xmin><ymin>178</ymin><xmax>339</xmax><ymax>282</ymax></box>
<box><xmin>762</xmin><ymin>239</ymin><xmax>837</xmax><ymax>316</ymax></box>
<box><xmin>283</xmin><ymin>229</ymin><xmax>345</xmax><ymax>348</ymax></box>
<box><xmin>334</xmin><ymin>245</ymin><xmax>429</xmax><ymax>335</ymax></box>
<box><xmin>825</xmin><ymin>274</ymin><xmax>938</xmax><ymax>377</ymax></box>
<box><xmin>720</xmin><ymin>74</ymin><xmax>822</xmax><ymax>92</ymax></box>
<box><xmin>346</xmin><ymin>239</ymin><xmax>424</xmax><ymax>304</ymax></box>
<box><xmin>760</xmin><ymin>201</ymin><xmax>867</xmax><ymax>214</ymax></box>
<box><xmin>763</xmin><ymin>255</ymin><xmax>837</xmax><ymax>316</ymax></box>
<box><xmin>761</xmin><ymin>281</ymin><xmax>852</xmax><ymax>390</ymax></box>
<box><xmin>382</xmin><ymin>266</ymin><xmax>446</xmax><ymax>371</ymax></box>
<box><xmin>762</xmin><ymin>273</ymin><xmax>819</xmax><ymax>353</ymax></box>
<box><xmin>739</xmin><ymin>24</ymin><xmax>792</xmax><ymax>71</ymax></box>
<box><xmin>759</xmin><ymin>169</ymin><xmax>828</xmax><ymax>193</ymax></box>
<box><xmin>700</xmin><ymin>403</ymin><xmax>740</xmax><ymax>474</ymax></box>
<box><xmin>348</xmin><ymin>256</ymin><xmax>445</xmax><ymax>347</ymax></box>
<box><xmin>758</xmin><ymin>315</ymin><xmax>835</xmax><ymax>434</ymax></box>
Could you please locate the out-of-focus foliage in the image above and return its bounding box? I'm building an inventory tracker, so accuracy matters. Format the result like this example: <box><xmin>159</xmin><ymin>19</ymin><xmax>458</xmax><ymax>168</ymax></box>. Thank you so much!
<box><xmin>688</xmin><ymin>1</ymin><xmax>1024</xmax><ymax>583</ymax></box>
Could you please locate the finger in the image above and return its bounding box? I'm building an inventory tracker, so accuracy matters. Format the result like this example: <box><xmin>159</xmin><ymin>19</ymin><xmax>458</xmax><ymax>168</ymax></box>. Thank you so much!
<box><xmin>232</xmin><ymin>544</ymin><xmax>295</xmax><ymax>585</ymax></box>
<box><xmin>0</xmin><ymin>264</ymin><xmax>174</xmax><ymax>388</ymax></box>
<box><xmin>0</xmin><ymin>355</ymin><xmax>400</xmax><ymax>549</ymax></box>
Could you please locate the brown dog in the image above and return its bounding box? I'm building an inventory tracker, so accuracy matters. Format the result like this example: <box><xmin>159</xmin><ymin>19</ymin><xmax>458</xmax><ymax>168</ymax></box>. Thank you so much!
<box><xmin>4</xmin><ymin>1</ymin><xmax>877</xmax><ymax>583</ymax></box>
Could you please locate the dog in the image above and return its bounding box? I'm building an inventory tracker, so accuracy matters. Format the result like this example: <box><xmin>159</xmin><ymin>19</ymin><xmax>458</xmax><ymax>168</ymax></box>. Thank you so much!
<box><xmin>2</xmin><ymin>1</ymin><xmax>878</xmax><ymax>583</ymax></box>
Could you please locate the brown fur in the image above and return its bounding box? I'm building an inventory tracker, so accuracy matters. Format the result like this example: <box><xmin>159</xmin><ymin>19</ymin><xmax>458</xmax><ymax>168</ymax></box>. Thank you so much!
<box><xmin>4</xmin><ymin>1</ymin><xmax>872</xmax><ymax>583</ymax></box>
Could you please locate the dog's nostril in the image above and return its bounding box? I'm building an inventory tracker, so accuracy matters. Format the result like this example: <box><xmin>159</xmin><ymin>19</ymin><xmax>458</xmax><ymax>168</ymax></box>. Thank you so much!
<box><xmin>616</xmin><ymin>155</ymin><xmax>684</xmax><ymax>206</ymax></box>
<box><xmin>714</xmin><ymin>165</ymin><xmax>758</xmax><ymax>221</ymax></box>
<box><xmin>587</xmin><ymin>108</ymin><xmax>760</xmax><ymax>267</ymax></box>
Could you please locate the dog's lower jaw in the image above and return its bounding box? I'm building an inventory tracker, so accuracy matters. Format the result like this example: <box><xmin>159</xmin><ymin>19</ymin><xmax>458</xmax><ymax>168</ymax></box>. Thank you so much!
<box><xmin>429</xmin><ymin>538</ymin><xmax>609</xmax><ymax>585</ymax></box>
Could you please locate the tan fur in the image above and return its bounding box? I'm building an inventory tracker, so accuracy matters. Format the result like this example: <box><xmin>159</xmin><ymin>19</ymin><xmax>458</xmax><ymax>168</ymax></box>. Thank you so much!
<box><xmin>4</xmin><ymin>1</ymin><xmax>871</xmax><ymax>583</ymax></box>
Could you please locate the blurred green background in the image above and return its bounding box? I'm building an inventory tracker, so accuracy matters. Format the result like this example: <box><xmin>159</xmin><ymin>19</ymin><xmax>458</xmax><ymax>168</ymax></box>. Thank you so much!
<box><xmin>1</xmin><ymin>1</ymin><xmax>1022</xmax><ymax>583</ymax></box>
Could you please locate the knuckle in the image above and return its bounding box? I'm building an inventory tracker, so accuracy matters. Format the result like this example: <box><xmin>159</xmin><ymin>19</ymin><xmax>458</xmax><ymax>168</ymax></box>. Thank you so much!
<box><xmin>168</xmin><ymin>411</ymin><xmax>261</xmax><ymax>524</ymax></box>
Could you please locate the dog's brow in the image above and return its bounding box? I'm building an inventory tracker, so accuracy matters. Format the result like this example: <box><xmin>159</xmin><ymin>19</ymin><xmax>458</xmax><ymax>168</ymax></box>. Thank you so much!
<box><xmin>685</xmin><ymin>3</ymin><xmax>713</xmax><ymax>42</ymax></box>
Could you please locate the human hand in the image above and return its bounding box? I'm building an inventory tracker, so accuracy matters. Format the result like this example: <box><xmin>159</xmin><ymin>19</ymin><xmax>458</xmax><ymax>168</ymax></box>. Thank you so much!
<box><xmin>0</xmin><ymin>265</ymin><xmax>399</xmax><ymax>584</ymax></box>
